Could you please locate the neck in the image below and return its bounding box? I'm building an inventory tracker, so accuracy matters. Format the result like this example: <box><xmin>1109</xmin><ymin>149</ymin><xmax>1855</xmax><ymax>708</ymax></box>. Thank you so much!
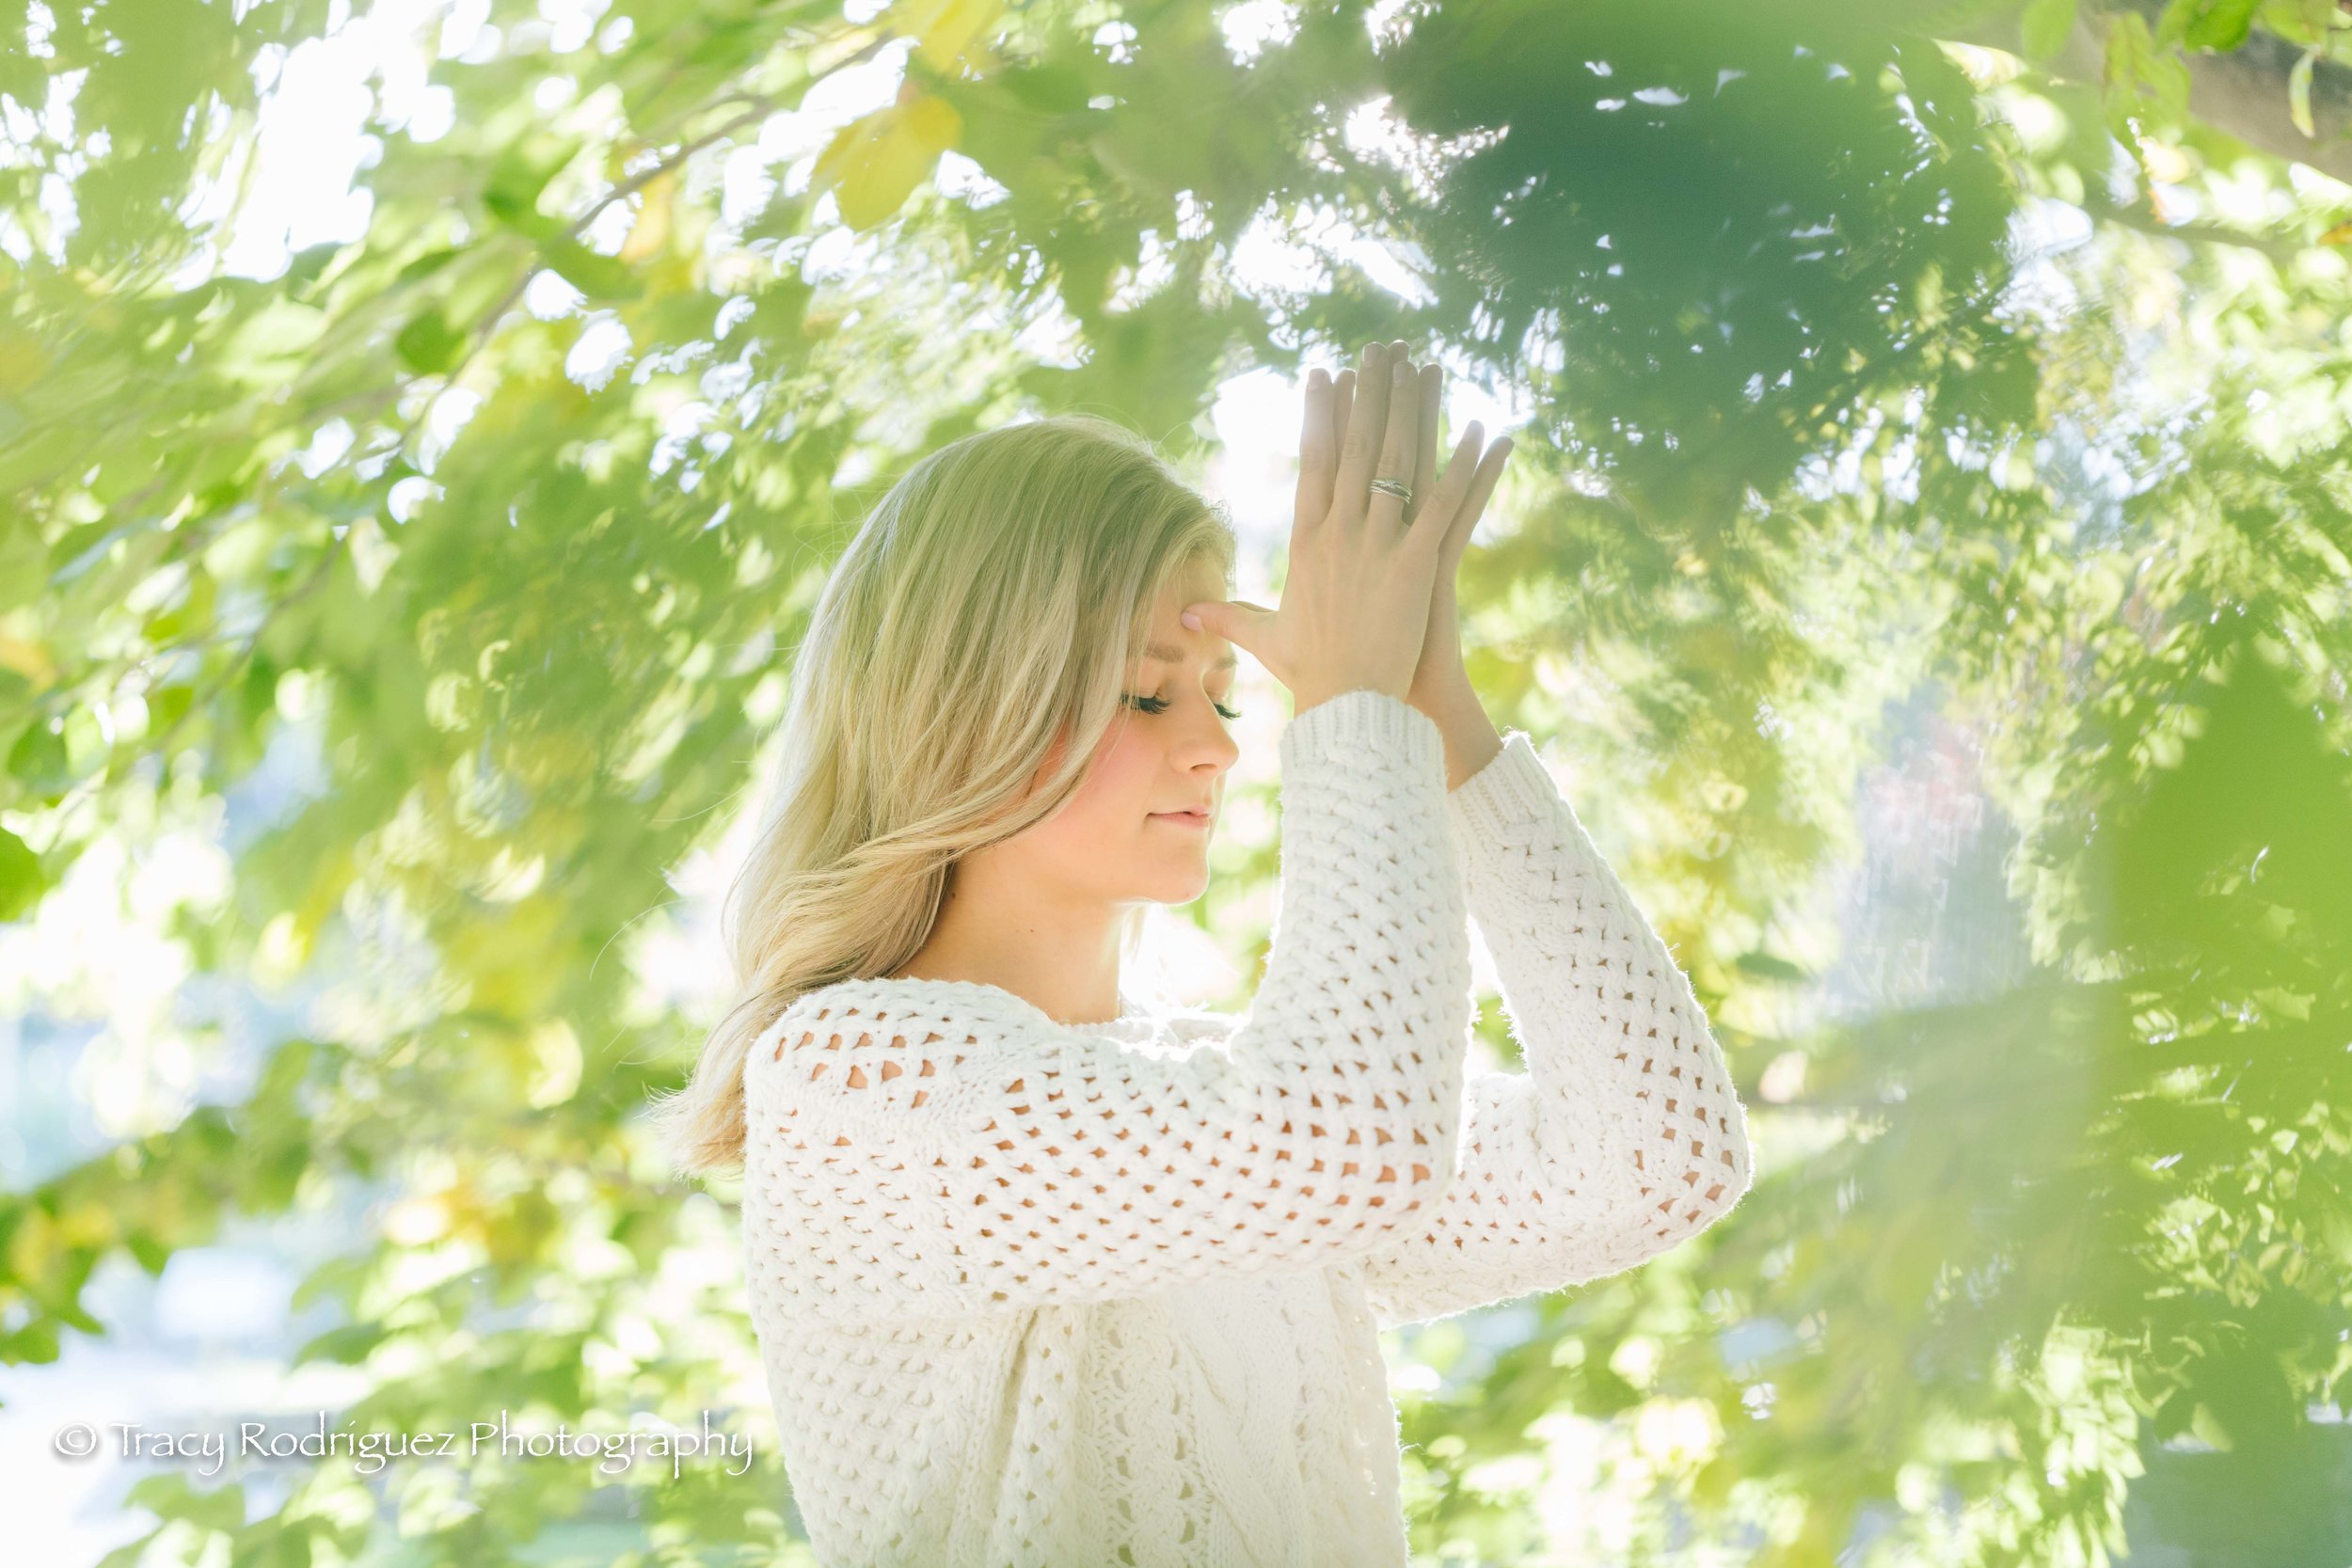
<box><xmin>890</xmin><ymin>868</ymin><xmax>1136</xmax><ymax>1028</ymax></box>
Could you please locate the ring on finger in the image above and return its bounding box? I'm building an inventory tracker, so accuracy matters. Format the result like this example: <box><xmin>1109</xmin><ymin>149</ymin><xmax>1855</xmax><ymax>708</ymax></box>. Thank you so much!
<box><xmin>1369</xmin><ymin>476</ymin><xmax>1413</xmax><ymax>503</ymax></box>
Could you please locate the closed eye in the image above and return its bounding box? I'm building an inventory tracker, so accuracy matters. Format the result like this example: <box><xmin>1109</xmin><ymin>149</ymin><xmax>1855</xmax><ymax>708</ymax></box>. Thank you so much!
<box><xmin>1127</xmin><ymin>693</ymin><xmax>1242</xmax><ymax>721</ymax></box>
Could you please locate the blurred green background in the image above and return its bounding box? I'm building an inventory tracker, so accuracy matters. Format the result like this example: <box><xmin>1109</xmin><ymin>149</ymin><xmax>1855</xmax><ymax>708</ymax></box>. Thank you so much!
<box><xmin>4</xmin><ymin>0</ymin><xmax>2351</xmax><ymax>1562</ymax></box>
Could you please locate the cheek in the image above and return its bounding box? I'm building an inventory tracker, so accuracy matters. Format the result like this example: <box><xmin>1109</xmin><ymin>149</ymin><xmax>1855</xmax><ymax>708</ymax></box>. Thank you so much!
<box><xmin>1025</xmin><ymin>721</ymin><xmax>1156</xmax><ymax>845</ymax></box>
<box><xmin>1070</xmin><ymin>723</ymin><xmax>1158</xmax><ymax>822</ymax></box>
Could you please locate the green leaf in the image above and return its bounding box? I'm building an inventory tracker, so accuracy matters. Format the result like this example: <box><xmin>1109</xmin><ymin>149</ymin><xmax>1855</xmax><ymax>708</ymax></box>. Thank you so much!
<box><xmin>0</xmin><ymin>826</ymin><xmax>43</xmax><ymax>921</ymax></box>
<box><xmin>125</xmin><ymin>1473</ymin><xmax>246</xmax><ymax>1535</ymax></box>
<box><xmin>393</xmin><ymin>246</ymin><xmax>465</xmax><ymax>286</ymax></box>
<box><xmin>2021</xmin><ymin>0</ymin><xmax>2079</xmax><ymax>61</ymax></box>
<box><xmin>999</xmin><ymin>62</ymin><xmax>1093</xmax><ymax>115</ymax></box>
<box><xmin>481</xmin><ymin>137</ymin><xmax>580</xmax><ymax>243</ymax></box>
<box><xmin>395</xmin><ymin>309</ymin><xmax>465</xmax><ymax>375</ymax></box>
<box><xmin>12</xmin><ymin>2</ymin><xmax>2352</xmax><ymax>1560</ymax></box>
<box><xmin>2106</xmin><ymin>10</ymin><xmax>2195</xmax><ymax>125</ymax></box>
<box><xmin>544</xmin><ymin>238</ymin><xmax>646</xmax><ymax>302</ymax></box>
<box><xmin>284</xmin><ymin>241</ymin><xmax>343</xmax><ymax>293</ymax></box>
<box><xmin>93</xmin><ymin>1535</ymin><xmax>163</xmax><ymax>1568</ymax></box>
<box><xmin>295</xmin><ymin>1323</ymin><xmax>389</xmax><ymax>1366</ymax></box>
<box><xmin>2181</xmin><ymin>0</ymin><xmax>2264</xmax><ymax>51</ymax></box>
<box><xmin>6</xmin><ymin>1318</ymin><xmax>59</xmax><ymax>1363</ymax></box>
<box><xmin>6</xmin><ymin>719</ymin><xmax>70</xmax><ymax>799</ymax></box>
<box><xmin>54</xmin><ymin>1297</ymin><xmax>104</xmax><ymax>1336</ymax></box>
<box><xmin>2289</xmin><ymin>45</ymin><xmax>2316</xmax><ymax>137</ymax></box>
<box><xmin>2255</xmin><ymin>0</ymin><xmax>2336</xmax><ymax>47</ymax></box>
<box><xmin>1735</xmin><ymin>949</ymin><xmax>1812</xmax><ymax>982</ymax></box>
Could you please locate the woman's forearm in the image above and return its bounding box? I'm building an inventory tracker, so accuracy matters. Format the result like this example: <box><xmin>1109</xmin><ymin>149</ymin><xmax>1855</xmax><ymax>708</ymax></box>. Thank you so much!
<box><xmin>1420</xmin><ymin>676</ymin><xmax>1504</xmax><ymax>792</ymax></box>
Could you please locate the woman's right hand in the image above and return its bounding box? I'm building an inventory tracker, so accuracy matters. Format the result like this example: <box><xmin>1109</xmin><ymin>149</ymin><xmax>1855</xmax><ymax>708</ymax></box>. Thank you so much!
<box><xmin>1183</xmin><ymin>341</ymin><xmax>1471</xmax><ymax>715</ymax></box>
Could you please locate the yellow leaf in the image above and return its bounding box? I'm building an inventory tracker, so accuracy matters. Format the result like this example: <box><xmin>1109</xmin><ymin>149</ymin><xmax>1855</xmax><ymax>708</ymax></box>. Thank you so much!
<box><xmin>0</xmin><ymin>322</ymin><xmax>48</xmax><ymax>394</ymax></box>
<box><xmin>619</xmin><ymin>169</ymin><xmax>675</xmax><ymax>265</ymax></box>
<box><xmin>56</xmin><ymin>1202</ymin><xmax>117</xmax><ymax>1249</ymax></box>
<box><xmin>527</xmin><ymin>1019</ymin><xmax>582</xmax><ymax>1109</ymax></box>
<box><xmin>892</xmin><ymin>0</ymin><xmax>1007</xmax><ymax>73</ymax></box>
<box><xmin>8</xmin><ymin>1205</ymin><xmax>55</xmax><ymax>1287</ymax></box>
<box><xmin>0</xmin><ymin>633</ymin><xmax>56</xmax><ymax>688</ymax></box>
<box><xmin>812</xmin><ymin>96</ymin><xmax>965</xmax><ymax>231</ymax></box>
<box><xmin>903</xmin><ymin>93</ymin><xmax>962</xmax><ymax>153</ymax></box>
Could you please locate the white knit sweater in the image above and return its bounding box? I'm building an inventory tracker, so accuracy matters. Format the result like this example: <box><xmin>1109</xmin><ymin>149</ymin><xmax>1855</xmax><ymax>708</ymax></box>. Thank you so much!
<box><xmin>739</xmin><ymin>688</ymin><xmax>1755</xmax><ymax>1567</ymax></box>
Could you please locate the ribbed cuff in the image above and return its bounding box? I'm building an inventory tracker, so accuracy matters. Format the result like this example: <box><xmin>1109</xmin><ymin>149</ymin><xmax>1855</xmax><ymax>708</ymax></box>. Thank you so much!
<box><xmin>1281</xmin><ymin>688</ymin><xmax>1445</xmax><ymax>777</ymax></box>
<box><xmin>1444</xmin><ymin>729</ymin><xmax>1564</xmax><ymax>844</ymax></box>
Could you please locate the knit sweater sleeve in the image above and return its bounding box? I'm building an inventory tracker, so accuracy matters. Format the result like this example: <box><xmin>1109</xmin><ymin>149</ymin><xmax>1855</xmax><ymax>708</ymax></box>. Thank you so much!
<box><xmin>739</xmin><ymin>687</ymin><xmax>1475</xmax><ymax>1322</ymax></box>
<box><xmin>1349</xmin><ymin>730</ymin><xmax>1756</xmax><ymax>1330</ymax></box>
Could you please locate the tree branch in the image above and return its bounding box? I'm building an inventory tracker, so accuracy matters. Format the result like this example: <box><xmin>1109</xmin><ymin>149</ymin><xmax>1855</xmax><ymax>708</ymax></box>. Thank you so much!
<box><xmin>1941</xmin><ymin>3</ymin><xmax>2352</xmax><ymax>187</ymax></box>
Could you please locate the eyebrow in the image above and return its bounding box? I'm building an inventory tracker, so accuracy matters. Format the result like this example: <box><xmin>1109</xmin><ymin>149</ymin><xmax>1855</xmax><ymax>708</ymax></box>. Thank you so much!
<box><xmin>1146</xmin><ymin>640</ymin><xmax>1240</xmax><ymax>672</ymax></box>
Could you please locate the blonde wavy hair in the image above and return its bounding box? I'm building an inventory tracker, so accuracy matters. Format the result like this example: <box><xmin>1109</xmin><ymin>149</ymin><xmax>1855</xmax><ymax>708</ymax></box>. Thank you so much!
<box><xmin>654</xmin><ymin>412</ymin><xmax>1239</xmax><ymax>1177</ymax></box>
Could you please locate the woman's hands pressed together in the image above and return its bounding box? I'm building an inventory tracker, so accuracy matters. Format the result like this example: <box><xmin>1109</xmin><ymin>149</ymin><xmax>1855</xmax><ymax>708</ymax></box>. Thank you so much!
<box><xmin>1184</xmin><ymin>341</ymin><xmax>1516</xmax><ymax>766</ymax></box>
<box><xmin>1327</xmin><ymin>345</ymin><xmax>1514</xmax><ymax>721</ymax></box>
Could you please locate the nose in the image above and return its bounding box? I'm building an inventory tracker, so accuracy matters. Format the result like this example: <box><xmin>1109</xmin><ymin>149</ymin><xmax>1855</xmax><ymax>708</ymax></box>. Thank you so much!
<box><xmin>1183</xmin><ymin>711</ymin><xmax>1241</xmax><ymax>770</ymax></box>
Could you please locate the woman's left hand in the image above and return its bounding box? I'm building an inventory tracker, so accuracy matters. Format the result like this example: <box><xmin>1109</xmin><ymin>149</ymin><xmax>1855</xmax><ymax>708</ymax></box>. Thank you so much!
<box><xmin>1303</xmin><ymin>343</ymin><xmax>1514</xmax><ymax>719</ymax></box>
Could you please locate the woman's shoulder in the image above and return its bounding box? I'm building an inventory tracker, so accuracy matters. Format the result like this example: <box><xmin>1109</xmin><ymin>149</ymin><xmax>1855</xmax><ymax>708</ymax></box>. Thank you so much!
<box><xmin>749</xmin><ymin>976</ymin><xmax>995</xmax><ymax>1080</ymax></box>
<box><xmin>742</xmin><ymin>978</ymin><xmax>1240</xmax><ymax>1134</ymax></box>
<box><xmin>750</xmin><ymin>976</ymin><xmax>1240</xmax><ymax>1078</ymax></box>
<box><xmin>776</xmin><ymin>975</ymin><xmax>1238</xmax><ymax>1037</ymax></box>
<box><xmin>748</xmin><ymin>974</ymin><xmax>1174</xmax><ymax>1069</ymax></box>
<box><xmin>744</xmin><ymin>977</ymin><xmax>1008</xmax><ymax>1131</ymax></box>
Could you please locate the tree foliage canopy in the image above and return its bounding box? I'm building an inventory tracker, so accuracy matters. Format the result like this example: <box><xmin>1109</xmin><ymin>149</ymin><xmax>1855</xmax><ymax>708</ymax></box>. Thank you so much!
<box><xmin>4</xmin><ymin>0</ymin><xmax>2350</xmax><ymax>1562</ymax></box>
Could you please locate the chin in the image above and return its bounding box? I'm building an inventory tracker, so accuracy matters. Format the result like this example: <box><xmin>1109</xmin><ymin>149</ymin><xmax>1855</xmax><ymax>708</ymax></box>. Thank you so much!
<box><xmin>1136</xmin><ymin>863</ymin><xmax>1213</xmax><ymax>904</ymax></box>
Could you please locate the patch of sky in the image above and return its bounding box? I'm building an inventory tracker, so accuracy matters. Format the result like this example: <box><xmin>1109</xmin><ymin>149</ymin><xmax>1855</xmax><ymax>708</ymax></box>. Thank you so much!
<box><xmin>1217</xmin><ymin>0</ymin><xmax>1299</xmax><ymax>66</ymax></box>
<box><xmin>565</xmin><ymin>313</ymin><xmax>634</xmax><ymax>393</ymax></box>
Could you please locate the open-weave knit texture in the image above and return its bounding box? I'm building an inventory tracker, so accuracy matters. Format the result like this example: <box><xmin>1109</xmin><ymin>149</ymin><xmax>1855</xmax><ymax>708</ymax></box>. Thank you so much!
<box><xmin>739</xmin><ymin>688</ymin><xmax>1754</xmax><ymax>1566</ymax></box>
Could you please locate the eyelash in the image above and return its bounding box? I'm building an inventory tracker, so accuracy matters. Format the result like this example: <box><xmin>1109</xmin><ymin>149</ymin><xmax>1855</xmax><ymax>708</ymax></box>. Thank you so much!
<box><xmin>1127</xmin><ymin>693</ymin><xmax>1243</xmax><ymax>721</ymax></box>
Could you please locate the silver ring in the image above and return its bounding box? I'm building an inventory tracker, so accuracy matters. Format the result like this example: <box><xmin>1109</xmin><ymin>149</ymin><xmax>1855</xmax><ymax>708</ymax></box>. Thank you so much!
<box><xmin>1368</xmin><ymin>477</ymin><xmax>1413</xmax><ymax>504</ymax></box>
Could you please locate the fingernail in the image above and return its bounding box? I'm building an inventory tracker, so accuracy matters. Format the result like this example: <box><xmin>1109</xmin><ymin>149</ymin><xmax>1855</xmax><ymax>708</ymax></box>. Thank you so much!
<box><xmin>1181</xmin><ymin>610</ymin><xmax>1201</xmax><ymax>631</ymax></box>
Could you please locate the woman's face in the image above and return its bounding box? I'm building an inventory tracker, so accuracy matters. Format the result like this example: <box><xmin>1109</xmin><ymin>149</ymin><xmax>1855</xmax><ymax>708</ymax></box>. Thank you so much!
<box><xmin>1018</xmin><ymin>554</ymin><xmax>1242</xmax><ymax>908</ymax></box>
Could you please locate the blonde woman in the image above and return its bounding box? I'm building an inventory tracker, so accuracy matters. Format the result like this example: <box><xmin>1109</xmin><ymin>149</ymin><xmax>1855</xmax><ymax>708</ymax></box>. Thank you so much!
<box><xmin>659</xmin><ymin>341</ymin><xmax>1756</xmax><ymax>1565</ymax></box>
